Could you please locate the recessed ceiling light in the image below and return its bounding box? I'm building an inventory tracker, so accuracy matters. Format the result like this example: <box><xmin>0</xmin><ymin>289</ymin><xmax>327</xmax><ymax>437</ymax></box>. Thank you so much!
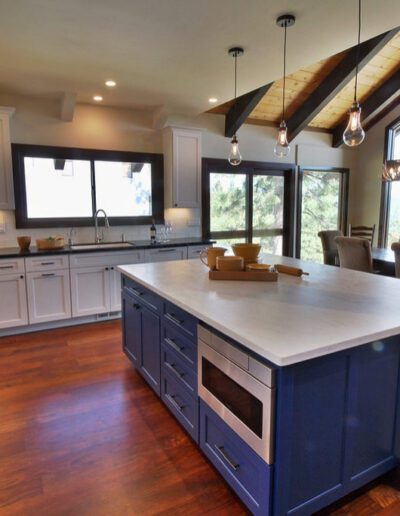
<box><xmin>105</xmin><ymin>80</ymin><xmax>116</xmax><ymax>87</ymax></box>
<box><xmin>208</xmin><ymin>97</ymin><xmax>218</xmax><ymax>103</ymax></box>
<box><xmin>93</xmin><ymin>95</ymin><xmax>103</xmax><ymax>102</ymax></box>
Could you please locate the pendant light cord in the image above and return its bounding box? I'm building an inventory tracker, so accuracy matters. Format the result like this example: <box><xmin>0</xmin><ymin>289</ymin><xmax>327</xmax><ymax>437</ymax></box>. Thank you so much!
<box><xmin>354</xmin><ymin>0</ymin><xmax>361</xmax><ymax>102</ymax></box>
<box><xmin>234</xmin><ymin>51</ymin><xmax>238</xmax><ymax>135</ymax></box>
<box><xmin>282</xmin><ymin>21</ymin><xmax>287</xmax><ymax>121</ymax></box>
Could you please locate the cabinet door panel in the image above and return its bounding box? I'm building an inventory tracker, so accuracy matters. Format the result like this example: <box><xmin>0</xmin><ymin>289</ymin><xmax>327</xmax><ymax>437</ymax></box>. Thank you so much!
<box><xmin>109</xmin><ymin>267</ymin><xmax>122</xmax><ymax>312</ymax></box>
<box><xmin>70</xmin><ymin>266</ymin><xmax>110</xmax><ymax>316</ymax></box>
<box><xmin>140</xmin><ymin>306</ymin><xmax>161</xmax><ymax>395</ymax></box>
<box><xmin>0</xmin><ymin>273</ymin><xmax>28</xmax><ymax>328</ymax></box>
<box><xmin>26</xmin><ymin>270</ymin><xmax>71</xmax><ymax>324</ymax></box>
<box><xmin>172</xmin><ymin>129</ymin><xmax>201</xmax><ymax>208</ymax></box>
<box><xmin>122</xmin><ymin>291</ymin><xmax>142</xmax><ymax>367</ymax></box>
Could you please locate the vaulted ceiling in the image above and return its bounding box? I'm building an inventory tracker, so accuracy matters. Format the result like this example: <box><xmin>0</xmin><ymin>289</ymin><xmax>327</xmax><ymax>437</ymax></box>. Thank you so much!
<box><xmin>209</xmin><ymin>29</ymin><xmax>400</xmax><ymax>147</ymax></box>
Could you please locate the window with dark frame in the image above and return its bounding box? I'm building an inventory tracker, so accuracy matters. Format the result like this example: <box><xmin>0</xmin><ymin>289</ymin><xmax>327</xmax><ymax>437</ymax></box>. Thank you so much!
<box><xmin>12</xmin><ymin>144</ymin><xmax>164</xmax><ymax>229</ymax></box>
<box><xmin>202</xmin><ymin>158</ymin><xmax>295</xmax><ymax>256</ymax></box>
<box><xmin>296</xmin><ymin>167</ymin><xmax>349</xmax><ymax>263</ymax></box>
<box><xmin>379</xmin><ymin>116</ymin><xmax>400</xmax><ymax>248</ymax></box>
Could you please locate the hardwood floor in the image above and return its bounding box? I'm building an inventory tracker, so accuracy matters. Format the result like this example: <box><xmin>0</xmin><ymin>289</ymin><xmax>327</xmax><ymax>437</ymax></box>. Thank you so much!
<box><xmin>1</xmin><ymin>321</ymin><xmax>400</xmax><ymax>515</ymax></box>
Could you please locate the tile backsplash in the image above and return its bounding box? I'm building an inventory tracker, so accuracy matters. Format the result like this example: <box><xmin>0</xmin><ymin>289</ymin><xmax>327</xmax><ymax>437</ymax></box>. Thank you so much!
<box><xmin>0</xmin><ymin>207</ymin><xmax>201</xmax><ymax>247</ymax></box>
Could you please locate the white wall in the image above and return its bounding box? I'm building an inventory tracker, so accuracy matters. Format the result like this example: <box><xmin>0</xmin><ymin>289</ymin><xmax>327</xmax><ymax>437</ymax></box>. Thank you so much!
<box><xmin>0</xmin><ymin>94</ymin><xmax>359</xmax><ymax>249</ymax></box>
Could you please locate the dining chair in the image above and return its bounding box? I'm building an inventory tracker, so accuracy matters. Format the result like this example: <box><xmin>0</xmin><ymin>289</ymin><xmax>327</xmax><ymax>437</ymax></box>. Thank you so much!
<box><xmin>335</xmin><ymin>236</ymin><xmax>373</xmax><ymax>273</ymax></box>
<box><xmin>348</xmin><ymin>224</ymin><xmax>376</xmax><ymax>246</ymax></box>
<box><xmin>391</xmin><ymin>242</ymin><xmax>400</xmax><ymax>278</ymax></box>
<box><xmin>317</xmin><ymin>230</ymin><xmax>343</xmax><ymax>265</ymax></box>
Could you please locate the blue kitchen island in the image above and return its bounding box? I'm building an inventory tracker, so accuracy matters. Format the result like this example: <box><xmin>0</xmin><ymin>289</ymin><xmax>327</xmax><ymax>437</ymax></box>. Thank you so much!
<box><xmin>118</xmin><ymin>256</ymin><xmax>400</xmax><ymax>515</ymax></box>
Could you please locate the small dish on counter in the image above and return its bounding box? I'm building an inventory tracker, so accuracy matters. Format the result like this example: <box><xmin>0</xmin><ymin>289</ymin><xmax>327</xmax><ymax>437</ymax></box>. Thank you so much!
<box><xmin>246</xmin><ymin>263</ymin><xmax>270</xmax><ymax>272</ymax></box>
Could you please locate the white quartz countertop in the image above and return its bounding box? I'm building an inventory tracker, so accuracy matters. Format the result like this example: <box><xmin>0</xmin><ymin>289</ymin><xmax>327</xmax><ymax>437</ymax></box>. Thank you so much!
<box><xmin>118</xmin><ymin>255</ymin><xmax>400</xmax><ymax>366</ymax></box>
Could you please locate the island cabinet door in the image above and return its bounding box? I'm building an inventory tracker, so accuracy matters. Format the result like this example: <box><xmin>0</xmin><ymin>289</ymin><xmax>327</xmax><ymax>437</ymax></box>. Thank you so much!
<box><xmin>122</xmin><ymin>291</ymin><xmax>142</xmax><ymax>368</ymax></box>
<box><xmin>273</xmin><ymin>339</ymin><xmax>400</xmax><ymax>516</ymax></box>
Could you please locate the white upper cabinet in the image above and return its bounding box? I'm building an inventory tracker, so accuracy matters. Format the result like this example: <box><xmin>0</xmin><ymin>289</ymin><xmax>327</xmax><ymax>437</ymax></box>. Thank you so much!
<box><xmin>0</xmin><ymin>107</ymin><xmax>15</xmax><ymax>210</ymax></box>
<box><xmin>163</xmin><ymin>127</ymin><xmax>202</xmax><ymax>208</ymax></box>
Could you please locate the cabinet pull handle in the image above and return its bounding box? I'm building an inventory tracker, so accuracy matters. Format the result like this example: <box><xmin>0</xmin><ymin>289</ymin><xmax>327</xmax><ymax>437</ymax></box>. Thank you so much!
<box><xmin>110</xmin><ymin>266</ymin><xmax>114</xmax><ymax>270</ymax></box>
<box><xmin>105</xmin><ymin>267</ymin><xmax>109</xmax><ymax>271</ymax></box>
<box><xmin>0</xmin><ymin>265</ymin><xmax>14</xmax><ymax>269</ymax></box>
<box><xmin>128</xmin><ymin>287</ymin><xmax>143</xmax><ymax>296</ymax></box>
<box><xmin>214</xmin><ymin>445</ymin><xmax>240</xmax><ymax>472</ymax></box>
<box><xmin>166</xmin><ymin>394</ymin><xmax>185</xmax><ymax>412</ymax></box>
<box><xmin>41</xmin><ymin>273</ymin><xmax>55</xmax><ymax>277</ymax></box>
<box><xmin>165</xmin><ymin>361</ymin><xmax>184</xmax><ymax>378</ymax></box>
<box><xmin>158</xmin><ymin>248</ymin><xmax>177</xmax><ymax>253</ymax></box>
<box><xmin>20</xmin><ymin>275</ymin><xmax>24</xmax><ymax>279</ymax></box>
<box><xmin>133</xmin><ymin>303</ymin><xmax>141</xmax><ymax>310</ymax></box>
<box><xmin>166</xmin><ymin>313</ymin><xmax>184</xmax><ymax>326</ymax></box>
<box><xmin>41</xmin><ymin>262</ymin><xmax>55</xmax><ymax>265</ymax></box>
<box><xmin>165</xmin><ymin>337</ymin><xmax>185</xmax><ymax>352</ymax></box>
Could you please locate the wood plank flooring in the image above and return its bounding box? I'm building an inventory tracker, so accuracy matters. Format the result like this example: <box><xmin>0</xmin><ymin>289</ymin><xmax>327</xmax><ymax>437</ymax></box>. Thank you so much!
<box><xmin>1</xmin><ymin>321</ymin><xmax>400</xmax><ymax>515</ymax></box>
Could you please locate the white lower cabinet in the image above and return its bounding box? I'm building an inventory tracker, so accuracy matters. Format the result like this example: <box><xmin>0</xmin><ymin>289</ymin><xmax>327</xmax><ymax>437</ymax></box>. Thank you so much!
<box><xmin>187</xmin><ymin>245</ymin><xmax>208</xmax><ymax>259</ymax></box>
<box><xmin>144</xmin><ymin>247</ymin><xmax>188</xmax><ymax>262</ymax></box>
<box><xmin>70</xmin><ymin>266</ymin><xmax>110</xmax><ymax>317</ymax></box>
<box><xmin>26</xmin><ymin>270</ymin><xmax>71</xmax><ymax>324</ymax></box>
<box><xmin>0</xmin><ymin>272</ymin><xmax>28</xmax><ymax>329</ymax></box>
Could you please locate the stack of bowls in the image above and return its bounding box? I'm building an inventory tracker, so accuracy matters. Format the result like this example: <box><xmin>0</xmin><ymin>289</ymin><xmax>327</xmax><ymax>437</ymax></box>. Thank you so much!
<box><xmin>231</xmin><ymin>243</ymin><xmax>261</xmax><ymax>266</ymax></box>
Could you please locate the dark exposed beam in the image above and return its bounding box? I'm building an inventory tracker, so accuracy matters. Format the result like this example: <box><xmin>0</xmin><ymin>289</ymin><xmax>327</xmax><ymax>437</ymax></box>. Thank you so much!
<box><xmin>224</xmin><ymin>83</ymin><xmax>272</xmax><ymax>137</ymax></box>
<box><xmin>332</xmin><ymin>67</ymin><xmax>400</xmax><ymax>147</ymax></box>
<box><xmin>286</xmin><ymin>28</ymin><xmax>399</xmax><ymax>143</ymax></box>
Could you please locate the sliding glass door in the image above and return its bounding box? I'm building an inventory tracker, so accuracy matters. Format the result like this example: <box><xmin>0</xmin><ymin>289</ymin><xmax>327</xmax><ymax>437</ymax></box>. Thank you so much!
<box><xmin>297</xmin><ymin>168</ymin><xmax>349</xmax><ymax>263</ymax></box>
<box><xmin>202</xmin><ymin>159</ymin><xmax>295</xmax><ymax>256</ymax></box>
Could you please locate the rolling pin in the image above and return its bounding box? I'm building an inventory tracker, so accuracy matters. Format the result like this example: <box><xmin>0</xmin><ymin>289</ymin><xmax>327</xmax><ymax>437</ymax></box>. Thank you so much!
<box><xmin>274</xmin><ymin>264</ymin><xmax>309</xmax><ymax>277</ymax></box>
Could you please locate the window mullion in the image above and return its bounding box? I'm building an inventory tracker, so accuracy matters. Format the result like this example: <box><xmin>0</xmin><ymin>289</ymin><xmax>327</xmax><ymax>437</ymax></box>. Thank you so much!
<box><xmin>90</xmin><ymin>159</ymin><xmax>96</xmax><ymax>217</ymax></box>
<box><xmin>247</xmin><ymin>172</ymin><xmax>253</xmax><ymax>243</ymax></box>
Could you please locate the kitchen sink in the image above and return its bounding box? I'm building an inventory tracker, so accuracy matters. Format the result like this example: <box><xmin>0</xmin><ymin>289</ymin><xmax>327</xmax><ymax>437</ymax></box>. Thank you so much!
<box><xmin>70</xmin><ymin>242</ymin><xmax>136</xmax><ymax>250</ymax></box>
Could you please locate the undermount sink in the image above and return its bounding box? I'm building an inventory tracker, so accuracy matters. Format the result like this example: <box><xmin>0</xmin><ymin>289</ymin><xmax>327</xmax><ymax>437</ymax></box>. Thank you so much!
<box><xmin>70</xmin><ymin>242</ymin><xmax>136</xmax><ymax>250</ymax></box>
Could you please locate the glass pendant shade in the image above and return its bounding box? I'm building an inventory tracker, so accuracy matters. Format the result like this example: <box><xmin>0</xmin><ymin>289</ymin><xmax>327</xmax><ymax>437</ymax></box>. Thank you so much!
<box><xmin>274</xmin><ymin>121</ymin><xmax>290</xmax><ymax>158</ymax></box>
<box><xmin>228</xmin><ymin>134</ymin><xmax>242</xmax><ymax>166</ymax></box>
<box><xmin>343</xmin><ymin>101</ymin><xmax>365</xmax><ymax>147</ymax></box>
<box><xmin>382</xmin><ymin>160</ymin><xmax>400</xmax><ymax>182</ymax></box>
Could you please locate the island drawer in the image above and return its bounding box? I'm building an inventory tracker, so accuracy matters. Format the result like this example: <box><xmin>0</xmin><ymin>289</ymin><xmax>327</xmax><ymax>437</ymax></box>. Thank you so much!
<box><xmin>122</xmin><ymin>276</ymin><xmax>162</xmax><ymax>313</ymax></box>
<box><xmin>163</xmin><ymin>301</ymin><xmax>197</xmax><ymax>341</ymax></box>
<box><xmin>161</xmin><ymin>343</ymin><xmax>197</xmax><ymax>396</ymax></box>
<box><xmin>162</xmin><ymin>323</ymin><xmax>196</xmax><ymax>369</ymax></box>
<box><xmin>161</xmin><ymin>370</ymin><xmax>198</xmax><ymax>442</ymax></box>
<box><xmin>199</xmin><ymin>400</ymin><xmax>271</xmax><ymax>516</ymax></box>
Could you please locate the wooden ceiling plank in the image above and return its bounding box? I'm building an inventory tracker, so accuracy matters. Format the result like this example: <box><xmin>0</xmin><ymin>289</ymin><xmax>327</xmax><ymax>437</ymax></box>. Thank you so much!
<box><xmin>224</xmin><ymin>83</ymin><xmax>273</xmax><ymax>137</ymax></box>
<box><xmin>285</xmin><ymin>28</ymin><xmax>399</xmax><ymax>142</ymax></box>
<box><xmin>332</xmin><ymin>66</ymin><xmax>400</xmax><ymax>147</ymax></box>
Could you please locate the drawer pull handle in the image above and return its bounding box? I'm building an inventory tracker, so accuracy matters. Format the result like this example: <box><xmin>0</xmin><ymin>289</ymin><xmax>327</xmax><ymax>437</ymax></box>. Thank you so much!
<box><xmin>166</xmin><ymin>394</ymin><xmax>185</xmax><ymax>412</ymax></box>
<box><xmin>130</xmin><ymin>287</ymin><xmax>143</xmax><ymax>296</ymax></box>
<box><xmin>42</xmin><ymin>273</ymin><xmax>55</xmax><ymax>277</ymax></box>
<box><xmin>41</xmin><ymin>262</ymin><xmax>55</xmax><ymax>265</ymax></box>
<box><xmin>158</xmin><ymin>248</ymin><xmax>177</xmax><ymax>253</ymax></box>
<box><xmin>166</xmin><ymin>313</ymin><xmax>184</xmax><ymax>326</ymax></box>
<box><xmin>165</xmin><ymin>337</ymin><xmax>185</xmax><ymax>353</ymax></box>
<box><xmin>133</xmin><ymin>303</ymin><xmax>141</xmax><ymax>310</ymax></box>
<box><xmin>0</xmin><ymin>265</ymin><xmax>14</xmax><ymax>269</ymax></box>
<box><xmin>214</xmin><ymin>445</ymin><xmax>240</xmax><ymax>472</ymax></box>
<box><xmin>165</xmin><ymin>361</ymin><xmax>184</xmax><ymax>378</ymax></box>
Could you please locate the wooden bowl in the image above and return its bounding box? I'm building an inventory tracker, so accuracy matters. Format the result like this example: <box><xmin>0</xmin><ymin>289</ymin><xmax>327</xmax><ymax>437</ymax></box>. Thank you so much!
<box><xmin>17</xmin><ymin>236</ymin><xmax>31</xmax><ymax>251</ymax></box>
<box><xmin>36</xmin><ymin>237</ymin><xmax>65</xmax><ymax>250</ymax></box>
<box><xmin>232</xmin><ymin>243</ymin><xmax>262</xmax><ymax>263</ymax></box>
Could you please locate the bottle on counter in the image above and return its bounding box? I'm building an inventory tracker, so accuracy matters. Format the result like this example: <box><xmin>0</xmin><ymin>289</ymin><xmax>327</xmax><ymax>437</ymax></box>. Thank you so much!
<box><xmin>150</xmin><ymin>218</ymin><xmax>156</xmax><ymax>244</ymax></box>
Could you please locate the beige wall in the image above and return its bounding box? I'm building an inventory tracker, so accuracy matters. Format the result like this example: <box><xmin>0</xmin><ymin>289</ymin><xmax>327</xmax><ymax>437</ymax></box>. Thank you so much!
<box><xmin>0</xmin><ymin>94</ymin><xmax>361</xmax><ymax>249</ymax></box>
<box><xmin>352</xmin><ymin>104</ymin><xmax>400</xmax><ymax>230</ymax></box>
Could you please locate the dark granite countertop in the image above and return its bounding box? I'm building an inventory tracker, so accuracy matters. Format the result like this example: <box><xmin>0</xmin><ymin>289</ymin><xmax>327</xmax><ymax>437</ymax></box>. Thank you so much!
<box><xmin>0</xmin><ymin>238</ymin><xmax>214</xmax><ymax>259</ymax></box>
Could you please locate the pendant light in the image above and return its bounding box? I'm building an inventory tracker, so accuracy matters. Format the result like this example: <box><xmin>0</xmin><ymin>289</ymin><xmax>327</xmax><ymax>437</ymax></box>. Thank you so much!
<box><xmin>274</xmin><ymin>14</ymin><xmax>295</xmax><ymax>158</ymax></box>
<box><xmin>343</xmin><ymin>0</ymin><xmax>365</xmax><ymax>147</ymax></box>
<box><xmin>228</xmin><ymin>47</ymin><xmax>244</xmax><ymax>166</ymax></box>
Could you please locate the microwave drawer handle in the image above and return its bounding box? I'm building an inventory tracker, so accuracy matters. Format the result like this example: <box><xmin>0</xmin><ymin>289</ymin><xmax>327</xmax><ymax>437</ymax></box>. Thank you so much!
<box><xmin>165</xmin><ymin>361</ymin><xmax>184</xmax><ymax>378</ymax></box>
<box><xmin>214</xmin><ymin>445</ymin><xmax>240</xmax><ymax>472</ymax></box>
<box><xmin>166</xmin><ymin>313</ymin><xmax>184</xmax><ymax>326</ymax></box>
<box><xmin>165</xmin><ymin>337</ymin><xmax>184</xmax><ymax>352</ymax></box>
<box><xmin>166</xmin><ymin>394</ymin><xmax>185</xmax><ymax>412</ymax></box>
